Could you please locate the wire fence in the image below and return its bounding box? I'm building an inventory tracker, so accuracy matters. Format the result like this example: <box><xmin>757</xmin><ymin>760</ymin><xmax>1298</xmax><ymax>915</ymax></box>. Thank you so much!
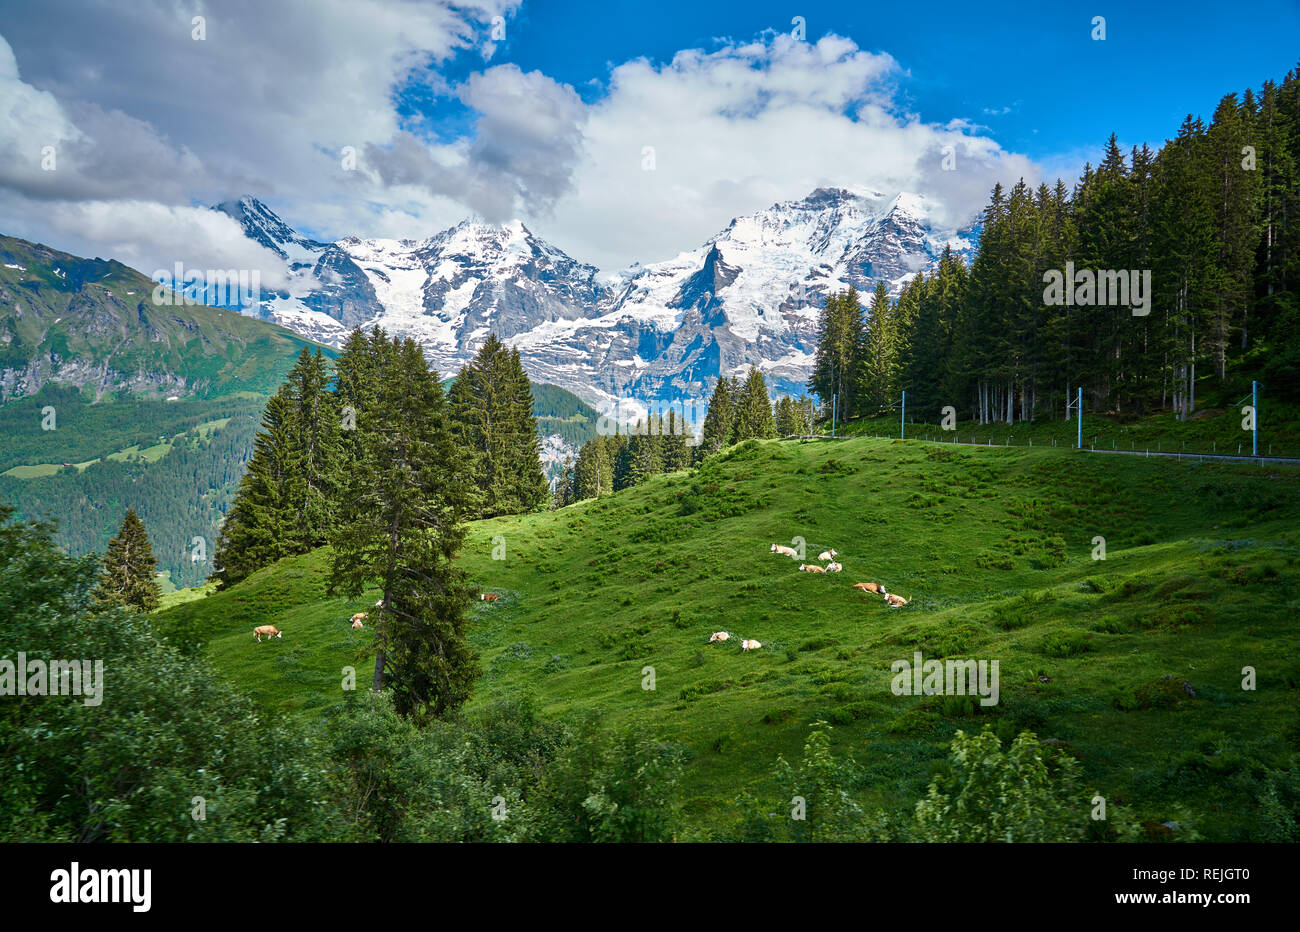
<box><xmin>779</xmin><ymin>431</ymin><xmax>1300</xmax><ymax>467</ymax></box>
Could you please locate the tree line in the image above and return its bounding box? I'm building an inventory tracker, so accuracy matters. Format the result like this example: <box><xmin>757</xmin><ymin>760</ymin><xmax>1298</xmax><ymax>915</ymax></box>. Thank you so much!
<box><xmin>552</xmin><ymin>368</ymin><xmax>813</xmax><ymax>507</ymax></box>
<box><xmin>813</xmin><ymin>65</ymin><xmax>1300</xmax><ymax>425</ymax></box>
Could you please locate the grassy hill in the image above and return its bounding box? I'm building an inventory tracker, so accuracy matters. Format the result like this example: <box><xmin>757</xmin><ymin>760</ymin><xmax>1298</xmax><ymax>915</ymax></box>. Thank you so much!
<box><xmin>154</xmin><ymin>433</ymin><xmax>1300</xmax><ymax>840</ymax></box>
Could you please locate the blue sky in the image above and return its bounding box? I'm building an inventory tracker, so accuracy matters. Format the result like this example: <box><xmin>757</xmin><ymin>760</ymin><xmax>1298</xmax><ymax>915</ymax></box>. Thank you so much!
<box><xmin>0</xmin><ymin>0</ymin><xmax>1296</xmax><ymax>276</ymax></box>
<box><xmin>427</xmin><ymin>0</ymin><xmax>1300</xmax><ymax>179</ymax></box>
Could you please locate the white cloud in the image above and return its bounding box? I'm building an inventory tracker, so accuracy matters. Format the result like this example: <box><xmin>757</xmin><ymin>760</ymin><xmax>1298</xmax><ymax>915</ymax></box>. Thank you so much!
<box><xmin>0</xmin><ymin>11</ymin><xmax>1041</xmax><ymax>277</ymax></box>
<box><xmin>44</xmin><ymin>199</ymin><xmax>294</xmax><ymax>290</ymax></box>
<box><xmin>528</xmin><ymin>34</ymin><xmax>1039</xmax><ymax>270</ymax></box>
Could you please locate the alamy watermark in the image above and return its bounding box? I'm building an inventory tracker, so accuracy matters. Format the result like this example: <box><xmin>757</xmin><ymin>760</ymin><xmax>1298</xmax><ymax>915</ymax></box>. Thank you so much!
<box><xmin>890</xmin><ymin>650</ymin><xmax>999</xmax><ymax>706</ymax></box>
<box><xmin>1042</xmin><ymin>262</ymin><xmax>1151</xmax><ymax>316</ymax></box>
<box><xmin>1</xmin><ymin>652</ymin><xmax>104</xmax><ymax>706</ymax></box>
<box><xmin>151</xmin><ymin>262</ymin><xmax>262</xmax><ymax>310</ymax></box>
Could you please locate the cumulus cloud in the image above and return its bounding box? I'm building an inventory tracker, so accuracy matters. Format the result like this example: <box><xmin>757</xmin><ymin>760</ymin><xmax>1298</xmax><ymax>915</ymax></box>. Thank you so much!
<box><xmin>368</xmin><ymin>64</ymin><xmax>587</xmax><ymax>221</ymax></box>
<box><xmin>0</xmin><ymin>0</ymin><xmax>515</xmax><ymax>258</ymax></box>
<box><xmin>529</xmin><ymin>33</ymin><xmax>1040</xmax><ymax>270</ymax></box>
<box><xmin>40</xmin><ymin>199</ymin><xmax>294</xmax><ymax>291</ymax></box>
<box><xmin>0</xmin><ymin>8</ymin><xmax>1041</xmax><ymax>279</ymax></box>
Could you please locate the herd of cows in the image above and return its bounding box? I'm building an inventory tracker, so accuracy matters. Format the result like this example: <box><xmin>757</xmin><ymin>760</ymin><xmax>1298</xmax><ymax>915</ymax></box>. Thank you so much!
<box><xmin>771</xmin><ymin>543</ymin><xmax>910</xmax><ymax>607</ymax></box>
<box><xmin>705</xmin><ymin>544</ymin><xmax>912</xmax><ymax>655</ymax></box>
<box><xmin>251</xmin><ymin>547</ymin><xmax>909</xmax><ymax>649</ymax></box>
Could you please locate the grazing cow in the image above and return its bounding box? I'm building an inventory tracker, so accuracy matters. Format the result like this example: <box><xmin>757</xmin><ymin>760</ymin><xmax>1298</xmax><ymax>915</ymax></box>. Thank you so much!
<box><xmin>825</xmin><ymin>561</ymin><xmax>843</xmax><ymax>573</ymax></box>
<box><xmin>770</xmin><ymin>544</ymin><xmax>798</xmax><ymax>558</ymax></box>
<box><xmin>740</xmin><ymin>639</ymin><xmax>762</xmax><ymax>651</ymax></box>
<box><xmin>253</xmin><ymin>625</ymin><xmax>281</xmax><ymax>642</ymax></box>
<box><xmin>481</xmin><ymin>593</ymin><xmax>500</xmax><ymax>602</ymax></box>
<box><xmin>708</xmin><ymin>631</ymin><xmax>730</xmax><ymax>643</ymax></box>
<box><xmin>799</xmin><ymin>563</ymin><xmax>827</xmax><ymax>574</ymax></box>
<box><xmin>351</xmin><ymin>619</ymin><xmax>364</xmax><ymax>629</ymax></box>
<box><xmin>350</xmin><ymin>612</ymin><xmax>368</xmax><ymax>624</ymax></box>
<box><xmin>817</xmin><ymin>549</ymin><xmax>838</xmax><ymax>561</ymax></box>
<box><xmin>374</xmin><ymin>598</ymin><xmax>384</xmax><ymax>608</ymax></box>
<box><xmin>884</xmin><ymin>593</ymin><xmax>909</xmax><ymax>607</ymax></box>
<box><xmin>853</xmin><ymin>582</ymin><xmax>888</xmax><ymax>595</ymax></box>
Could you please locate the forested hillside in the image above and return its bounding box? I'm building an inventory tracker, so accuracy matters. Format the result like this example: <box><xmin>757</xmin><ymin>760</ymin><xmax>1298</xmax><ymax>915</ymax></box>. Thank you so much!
<box><xmin>813</xmin><ymin>67</ymin><xmax>1300</xmax><ymax>426</ymax></box>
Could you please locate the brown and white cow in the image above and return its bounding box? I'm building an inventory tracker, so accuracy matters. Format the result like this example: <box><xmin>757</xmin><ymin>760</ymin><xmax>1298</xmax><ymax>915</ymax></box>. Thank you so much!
<box><xmin>799</xmin><ymin>563</ymin><xmax>827</xmax><ymax>574</ymax></box>
<box><xmin>740</xmin><ymin>639</ymin><xmax>762</xmax><ymax>651</ymax></box>
<box><xmin>853</xmin><ymin>582</ymin><xmax>888</xmax><ymax>595</ymax></box>
<box><xmin>253</xmin><ymin>625</ymin><xmax>281</xmax><ymax>642</ymax></box>
<box><xmin>350</xmin><ymin>612</ymin><xmax>368</xmax><ymax>625</ymax></box>
<box><xmin>480</xmin><ymin>593</ymin><xmax>500</xmax><ymax>602</ymax></box>
<box><xmin>351</xmin><ymin>619</ymin><xmax>364</xmax><ymax>629</ymax></box>
<box><xmin>884</xmin><ymin>593</ymin><xmax>910</xmax><ymax>607</ymax></box>
<box><xmin>770</xmin><ymin>543</ymin><xmax>798</xmax><ymax>558</ymax></box>
<box><xmin>708</xmin><ymin>631</ymin><xmax>730</xmax><ymax>643</ymax></box>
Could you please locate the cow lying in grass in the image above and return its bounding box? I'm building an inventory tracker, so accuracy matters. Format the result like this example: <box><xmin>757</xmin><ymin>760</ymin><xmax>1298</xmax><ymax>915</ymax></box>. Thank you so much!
<box><xmin>853</xmin><ymin>582</ymin><xmax>888</xmax><ymax>595</ymax></box>
<box><xmin>480</xmin><ymin>593</ymin><xmax>500</xmax><ymax>602</ymax></box>
<box><xmin>799</xmin><ymin>563</ymin><xmax>827</xmax><ymax>574</ymax></box>
<box><xmin>352</xmin><ymin>619</ymin><xmax>364</xmax><ymax>629</ymax></box>
<box><xmin>253</xmin><ymin>625</ymin><xmax>281</xmax><ymax>642</ymax></box>
<box><xmin>825</xmin><ymin>561</ymin><xmax>843</xmax><ymax>573</ymax></box>
<box><xmin>741</xmin><ymin>639</ymin><xmax>762</xmax><ymax>651</ymax></box>
<box><xmin>350</xmin><ymin>612</ymin><xmax>368</xmax><ymax>625</ymax></box>
<box><xmin>817</xmin><ymin>549</ymin><xmax>838</xmax><ymax>561</ymax></box>
<box><xmin>884</xmin><ymin>593</ymin><xmax>910</xmax><ymax>607</ymax></box>
<box><xmin>709</xmin><ymin>631</ymin><xmax>730</xmax><ymax>642</ymax></box>
<box><xmin>770</xmin><ymin>543</ymin><xmax>798</xmax><ymax>558</ymax></box>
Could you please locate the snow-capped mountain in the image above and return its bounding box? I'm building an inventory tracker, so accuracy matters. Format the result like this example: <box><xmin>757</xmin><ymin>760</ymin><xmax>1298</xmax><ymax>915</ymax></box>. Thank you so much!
<box><xmin>217</xmin><ymin>189</ymin><xmax>974</xmax><ymax>414</ymax></box>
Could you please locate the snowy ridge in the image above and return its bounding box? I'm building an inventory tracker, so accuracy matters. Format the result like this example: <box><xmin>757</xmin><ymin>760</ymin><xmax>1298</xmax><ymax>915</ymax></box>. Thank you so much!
<box><xmin>217</xmin><ymin>190</ymin><xmax>975</xmax><ymax>413</ymax></box>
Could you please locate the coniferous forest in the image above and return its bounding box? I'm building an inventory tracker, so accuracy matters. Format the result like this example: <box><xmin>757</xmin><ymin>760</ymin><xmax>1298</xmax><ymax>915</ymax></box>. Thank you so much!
<box><xmin>810</xmin><ymin>71</ymin><xmax>1300</xmax><ymax>425</ymax></box>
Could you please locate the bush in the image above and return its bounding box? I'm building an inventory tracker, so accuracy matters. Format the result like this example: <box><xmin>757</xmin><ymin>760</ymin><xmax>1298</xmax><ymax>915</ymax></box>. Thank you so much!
<box><xmin>913</xmin><ymin>728</ymin><xmax>1095</xmax><ymax>842</ymax></box>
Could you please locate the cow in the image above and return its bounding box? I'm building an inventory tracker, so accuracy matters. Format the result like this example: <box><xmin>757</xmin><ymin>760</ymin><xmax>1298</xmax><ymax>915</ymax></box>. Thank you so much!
<box><xmin>740</xmin><ymin>639</ymin><xmax>762</xmax><ymax>651</ymax></box>
<box><xmin>825</xmin><ymin>561</ymin><xmax>843</xmax><ymax>573</ymax></box>
<box><xmin>253</xmin><ymin>625</ymin><xmax>281</xmax><ymax>642</ymax></box>
<box><xmin>853</xmin><ymin>582</ymin><xmax>888</xmax><ymax>595</ymax></box>
<box><xmin>349</xmin><ymin>612</ymin><xmax>368</xmax><ymax>624</ymax></box>
<box><xmin>817</xmin><ymin>549</ymin><xmax>838</xmax><ymax>561</ymax></box>
<box><xmin>351</xmin><ymin>619</ymin><xmax>364</xmax><ymax>629</ymax></box>
<box><xmin>708</xmin><ymin>631</ymin><xmax>730</xmax><ymax>643</ymax></box>
<box><xmin>481</xmin><ymin>593</ymin><xmax>500</xmax><ymax>602</ymax></box>
<box><xmin>770</xmin><ymin>544</ymin><xmax>798</xmax><ymax>558</ymax></box>
<box><xmin>799</xmin><ymin>563</ymin><xmax>827</xmax><ymax>574</ymax></box>
<box><xmin>374</xmin><ymin>598</ymin><xmax>385</xmax><ymax>608</ymax></box>
<box><xmin>884</xmin><ymin>593</ymin><xmax>910</xmax><ymax>607</ymax></box>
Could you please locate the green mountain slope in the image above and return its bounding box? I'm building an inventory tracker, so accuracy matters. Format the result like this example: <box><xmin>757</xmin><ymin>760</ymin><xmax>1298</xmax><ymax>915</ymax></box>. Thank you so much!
<box><xmin>154</xmin><ymin>435</ymin><xmax>1300</xmax><ymax>840</ymax></box>
<box><xmin>0</xmin><ymin>234</ymin><xmax>322</xmax><ymax>401</ymax></box>
<box><xmin>530</xmin><ymin>381</ymin><xmax>599</xmax><ymax>449</ymax></box>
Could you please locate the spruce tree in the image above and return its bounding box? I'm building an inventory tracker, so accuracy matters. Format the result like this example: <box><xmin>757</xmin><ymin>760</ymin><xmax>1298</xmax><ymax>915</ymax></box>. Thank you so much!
<box><xmin>283</xmin><ymin>346</ymin><xmax>340</xmax><ymax>551</ymax></box>
<box><xmin>329</xmin><ymin>336</ymin><xmax>480</xmax><ymax>721</ymax></box>
<box><xmin>94</xmin><ymin>508</ymin><xmax>161</xmax><ymax>612</ymax></box>
<box><xmin>447</xmin><ymin>335</ymin><xmax>547</xmax><ymax>518</ymax></box>
<box><xmin>699</xmin><ymin>375</ymin><xmax>736</xmax><ymax>456</ymax></box>
<box><xmin>732</xmin><ymin>368</ymin><xmax>776</xmax><ymax>440</ymax></box>
<box><xmin>661</xmin><ymin>408</ymin><xmax>690</xmax><ymax>471</ymax></box>
<box><xmin>212</xmin><ymin>391</ymin><xmax>304</xmax><ymax>588</ymax></box>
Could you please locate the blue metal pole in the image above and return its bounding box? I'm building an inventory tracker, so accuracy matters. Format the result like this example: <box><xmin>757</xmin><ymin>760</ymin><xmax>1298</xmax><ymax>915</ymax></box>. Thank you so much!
<box><xmin>1076</xmin><ymin>387</ymin><xmax>1082</xmax><ymax>450</ymax></box>
<box><xmin>901</xmin><ymin>390</ymin><xmax>906</xmax><ymax>440</ymax></box>
<box><xmin>831</xmin><ymin>394</ymin><xmax>837</xmax><ymax>438</ymax></box>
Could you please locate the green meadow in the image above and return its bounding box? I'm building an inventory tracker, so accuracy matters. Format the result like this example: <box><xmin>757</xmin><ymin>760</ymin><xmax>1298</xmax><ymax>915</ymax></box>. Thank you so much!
<box><xmin>155</xmin><ymin>434</ymin><xmax>1300</xmax><ymax>840</ymax></box>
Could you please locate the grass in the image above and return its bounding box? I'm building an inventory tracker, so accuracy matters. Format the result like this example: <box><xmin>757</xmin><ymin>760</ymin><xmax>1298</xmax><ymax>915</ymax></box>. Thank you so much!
<box><xmin>836</xmin><ymin>401</ymin><xmax>1300</xmax><ymax>459</ymax></box>
<box><xmin>154</xmin><ymin>434</ymin><xmax>1300</xmax><ymax>840</ymax></box>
